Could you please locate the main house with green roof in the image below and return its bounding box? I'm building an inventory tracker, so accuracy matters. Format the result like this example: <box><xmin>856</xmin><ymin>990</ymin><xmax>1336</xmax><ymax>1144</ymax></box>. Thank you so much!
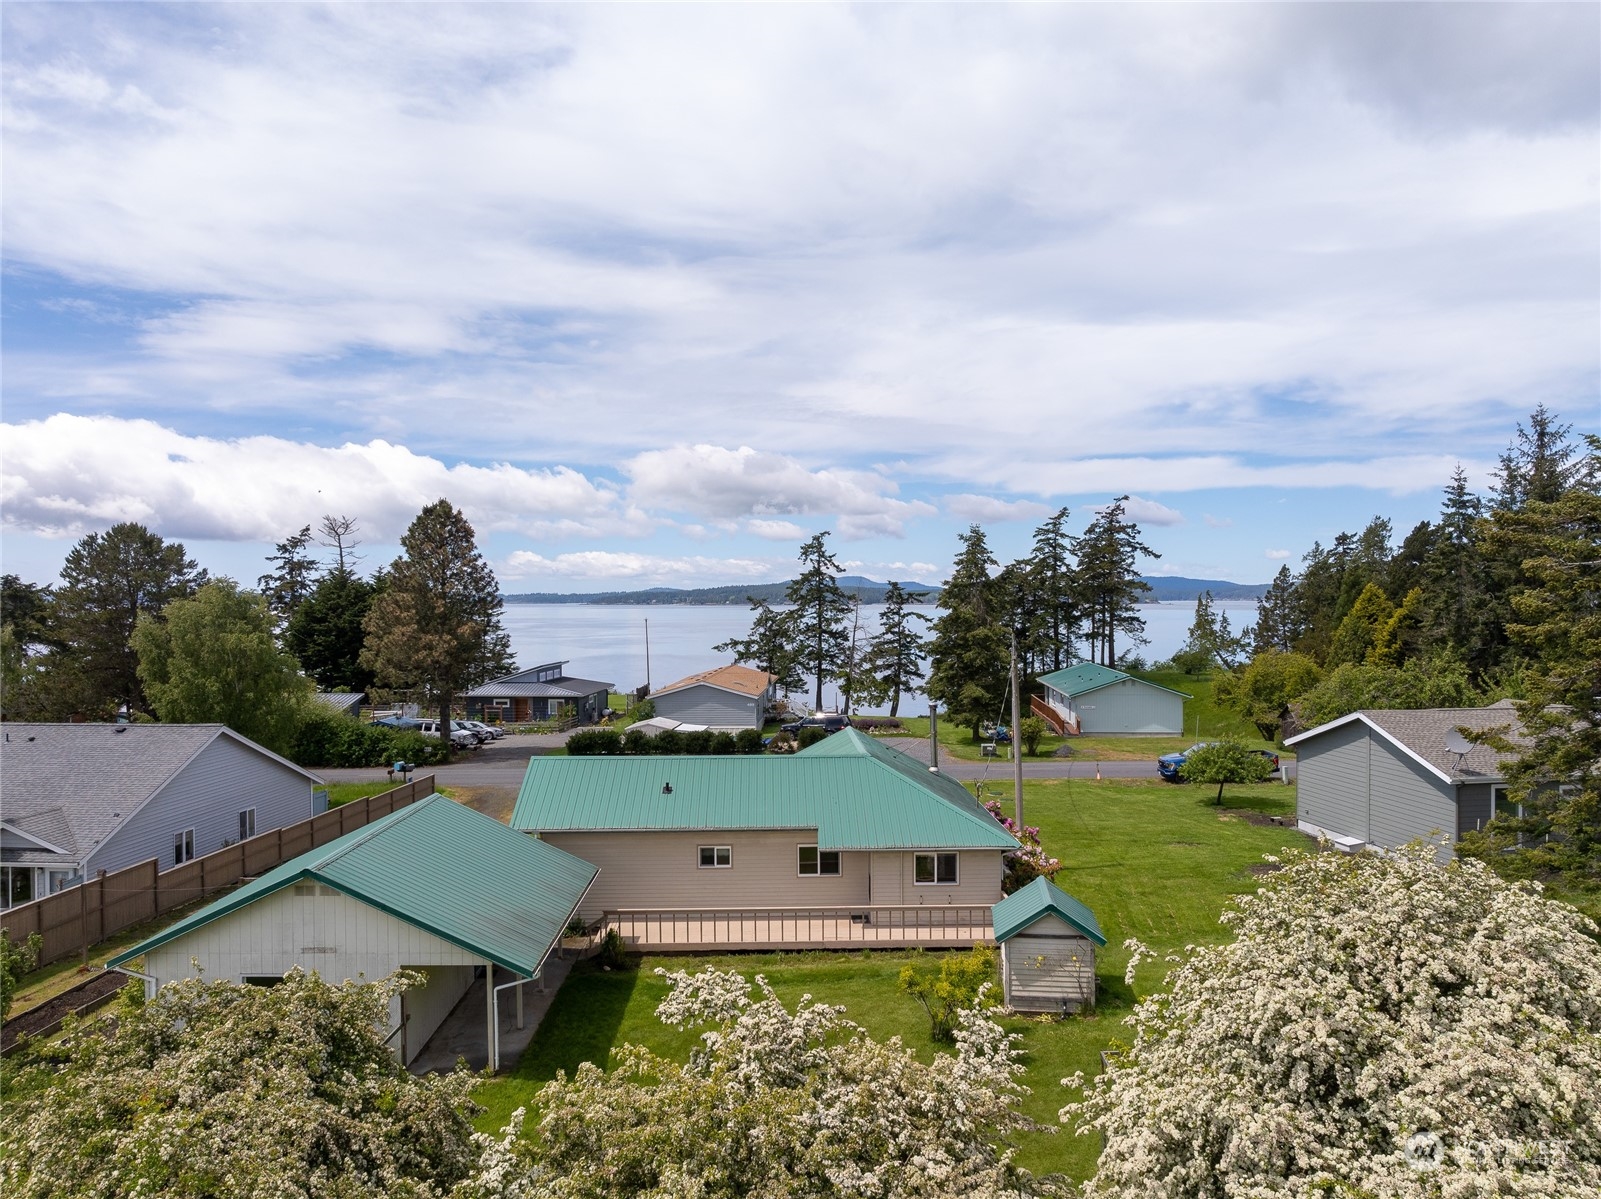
<box><xmin>512</xmin><ymin>728</ymin><xmax>1018</xmax><ymax>943</ymax></box>
<box><xmin>109</xmin><ymin>794</ymin><xmax>596</xmax><ymax>1069</ymax></box>
<box><xmin>1034</xmin><ymin>661</ymin><xmax>1190</xmax><ymax>735</ymax></box>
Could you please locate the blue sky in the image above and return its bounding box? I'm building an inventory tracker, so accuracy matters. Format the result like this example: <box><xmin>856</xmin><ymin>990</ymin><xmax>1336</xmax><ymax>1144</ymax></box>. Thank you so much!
<box><xmin>3</xmin><ymin>3</ymin><xmax>1597</xmax><ymax>592</ymax></box>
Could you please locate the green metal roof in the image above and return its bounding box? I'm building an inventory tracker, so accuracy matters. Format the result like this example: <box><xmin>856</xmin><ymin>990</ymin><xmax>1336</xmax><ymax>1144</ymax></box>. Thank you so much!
<box><xmin>1036</xmin><ymin>662</ymin><xmax>1190</xmax><ymax>700</ymax></box>
<box><xmin>109</xmin><ymin>794</ymin><xmax>597</xmax><ymax>976</ymax></box>
<box><xmin>512</xmin><ymin>728</ymin><xmax>1018</xmax><ymax>851</ymax></box>
<box><xmin>992</xmin><ymin>876</ymin><xmax>1107</xmax><ymax>945</ymax></box>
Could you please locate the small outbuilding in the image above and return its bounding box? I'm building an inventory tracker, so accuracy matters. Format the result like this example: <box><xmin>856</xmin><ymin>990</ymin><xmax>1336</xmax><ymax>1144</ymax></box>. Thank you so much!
<box><xmin>109</xmin><ymin>794</ymin><xmax>598</xmax><ymax>1069</ymax></box>
<box><xmin>991</xmin><ymin>876</ymin><xmax>1107</xmax><ymax>1013</ymax></box>
<box><xmin>1034</xmin><ymin>662</ymin><xmax>1189</xmax><ymax>735</ymax></box>
<box><xmin>650</xmin><ymin>664</ymin><xmax>778</xmax><ymax>731</ymax></box>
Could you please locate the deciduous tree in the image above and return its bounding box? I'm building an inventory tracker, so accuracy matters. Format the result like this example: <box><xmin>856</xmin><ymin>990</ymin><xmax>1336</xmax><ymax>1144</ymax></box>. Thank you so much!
<box><xmin>360</xmin><ymin>501</ymin><xmax>514</xmax><ymax>760</ymax></box>
<box><xmin>1214</xmin><ymin>650</ymin><xmax>1321</xmax><ymax>740</ymax></box>
<box><xmin>1176</xmin><ymin>738</ymin><xmax>1274</xmax><ymax>803</ymax></box>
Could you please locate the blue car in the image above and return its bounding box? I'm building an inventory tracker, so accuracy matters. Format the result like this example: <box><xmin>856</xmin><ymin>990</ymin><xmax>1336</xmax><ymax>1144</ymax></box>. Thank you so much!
<box><xmin>1158</xmin><ymin>742</ymin><xmax>1280</xmax><ymax>782</ymax></box>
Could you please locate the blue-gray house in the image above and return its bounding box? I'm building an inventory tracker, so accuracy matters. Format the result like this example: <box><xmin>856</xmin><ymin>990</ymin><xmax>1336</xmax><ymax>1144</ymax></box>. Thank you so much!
<box><xmin>1</xmin><ymin>723</ymin><xmax>323</xmax><ymax>909</ymax></box>
<box><xmin>1034</xmin><ymin>662</ymin><xmax>1189</xmax><ymax>735</ymax></box>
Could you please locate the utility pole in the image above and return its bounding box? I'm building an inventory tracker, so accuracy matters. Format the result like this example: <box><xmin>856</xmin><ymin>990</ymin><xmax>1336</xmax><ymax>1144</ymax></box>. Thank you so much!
<box><xmin>929</xmin><ymin>701</ymin><xmax>940</xmax><ymax>772</ymax></box>
<box><xmin>644</xmin><ymin>618</ymin><xmax>651</xmax><ymax>693</ymax></box>
<box><xmin>1010</xmin><ymin>630</ymin><xmax>1024</xmax><ymax>831</ymax></box>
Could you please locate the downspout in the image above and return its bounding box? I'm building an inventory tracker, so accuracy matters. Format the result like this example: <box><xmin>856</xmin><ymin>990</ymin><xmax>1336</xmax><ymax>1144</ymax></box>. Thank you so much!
<box><xmin>490</xmin><ymin>971</ymin><xmax>531</xmax><ymax>1072</ymax></box>
<box><xmin>110</xmin><ymin>963</ymin><xmax>157</xmax><ymax>1002</ymax></box>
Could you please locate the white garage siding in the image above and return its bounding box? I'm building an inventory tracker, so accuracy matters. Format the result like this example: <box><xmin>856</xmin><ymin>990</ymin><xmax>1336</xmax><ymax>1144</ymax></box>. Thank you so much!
<box><xmin>397</xmin><ymin>965</ymin><xmax>477</xmax><ymax>1065</ymax></box>
<box><xmin>1001</xmin><ymin>914</ymin><xmax>1097</xmax><ymax>1012</ymax></box>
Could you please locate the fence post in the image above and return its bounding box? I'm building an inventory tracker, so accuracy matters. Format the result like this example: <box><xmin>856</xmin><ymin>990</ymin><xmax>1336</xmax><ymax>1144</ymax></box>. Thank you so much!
<box><xmin>80</xmin><ymin>879</ymin><xmax>89</xmax><ymax>967</ymax></box>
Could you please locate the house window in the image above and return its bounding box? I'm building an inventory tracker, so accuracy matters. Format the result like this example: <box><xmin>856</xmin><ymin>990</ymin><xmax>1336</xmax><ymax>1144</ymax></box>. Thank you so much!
<box><xmin>2</xmin><ymin>867</ymin><xmax>33</xmax><ymax>908</ymax></box>
<box><xmin>698</xmin><ymin>845</ymin><xmax>732</xmax><ymax>868</ymax></box>
<box><xmin>914</xmin><ymin>852</ymin><xmax>959</xmax><ymax>885</ymax></box>
<box><xmin>238</xmin><ymin>808</ymin><xmax>256</xmax><ymax>841</ymax></box>
<box><xmin>797</xmin><ymin>845</ymin><xmax>841</xmax><ymax>876</ymax></box>
<box><xmin>174</xmin><ymin>829</ymin><xmax>196</xmax><ymax>865</ymax></box>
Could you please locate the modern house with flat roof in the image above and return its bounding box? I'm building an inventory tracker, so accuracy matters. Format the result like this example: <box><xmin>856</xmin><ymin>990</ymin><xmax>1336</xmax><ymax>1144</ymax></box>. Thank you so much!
<box><xmin>1033</xmin><ymin>662</ymin><xmax>1189</xmax><ymax>735</ymax></box>
<box><xmin>650</xmin><ymin>664</ymin><xmax>778</xmax><ymax>730</ymax></box>
<box><xmin>511</xmin><ymin>728</ymin><xmax>1017</xmax><ymax>949</ymax></box>
<box><xmin>109</xmin><ymin>794</ymin><xmax>597</xmax><ymax>1069</ymax></box>
<box><xmin>1</xmin><ymin>724</ymin><xmax>323</xmax><ymax>909</ymax></box>
<box><xmin>463</xmin><ymin>661</ymin><xmax>613</xmax><ymax>724</ymax></box>
<box><xmin>1285</xmin><ymin>702</ymin><xmax>1523</xmax><ymax>858</ymax></box>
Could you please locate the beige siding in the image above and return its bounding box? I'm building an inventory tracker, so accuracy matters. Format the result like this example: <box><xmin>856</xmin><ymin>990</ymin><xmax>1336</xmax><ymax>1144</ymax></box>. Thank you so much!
<box><xmin>541</xmin><ymin>830</ymin><xmax>1005</xmax><ymax>919</ymax></box>
<box><xmin>1002</xmin><ymin>913</ymin><xmax>1096</xmax><ymax>1012</ymax></box>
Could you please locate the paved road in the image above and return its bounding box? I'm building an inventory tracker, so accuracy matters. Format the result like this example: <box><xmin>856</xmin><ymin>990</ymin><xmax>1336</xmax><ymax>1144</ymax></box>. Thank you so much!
<box><xmin>317</xmin><ymin>731</ymin><xmax>1295</xmax><ymax>787</ymax></box>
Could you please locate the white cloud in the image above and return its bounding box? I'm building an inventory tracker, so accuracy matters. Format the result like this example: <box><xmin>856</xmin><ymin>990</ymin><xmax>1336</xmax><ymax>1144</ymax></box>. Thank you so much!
<box><xmin>1091</xmin><ymin>495</ymin><xmax>1186</xmax><ymax>527</ymax></box>
<box><xmin>0</xmin><ymin>414</ymin><xmax>636</xmax><ymax>542</ymax></box>
<box><xmin>944</xmin><ymin>494</ymin><xmax>1053</xmax><ymax>523</ymax></box>
<box><xmin>1266</xmin><ymin>548</ymin><xmax>1293</xmax><ymax>560</ymax></box>
<box><xmin>1203</xmin><ymin>513</ymin><xmax>1233</xmax><ymax>528</ymax></box>
<box><xmin>624</xmin><ymin>445</ymin><xmax>934</xmax><ymax>535</ymax></box>
<box><xmin>745</xmin><ymin>518</ymin><xmax>807</xmax><ymax>542</ymax></box>
<box><xmin>501</xmin><ymin>550</ymin><xmax>778</xmax><ymax>588</ymax></box>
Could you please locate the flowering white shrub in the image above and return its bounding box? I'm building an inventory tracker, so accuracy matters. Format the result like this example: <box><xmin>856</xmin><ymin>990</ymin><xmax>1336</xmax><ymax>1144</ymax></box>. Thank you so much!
<box><xmin>1061</xmin><ymin>843</ymin><xmax>1601</xmax><ymax>1197</ymax></box>
<box><xmin>458</xmin><ymin>967</ymin><xmax>1068</xmax><ymax>1198</ymax></box>
<box><xmin>1</xmin><ymin>969</ymin><xmax>481</xmax><ymax>1199</ymax></box>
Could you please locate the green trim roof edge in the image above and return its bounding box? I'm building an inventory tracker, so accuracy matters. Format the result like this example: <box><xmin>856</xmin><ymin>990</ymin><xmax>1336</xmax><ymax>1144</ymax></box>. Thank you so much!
<box><xmin>991</xmin><ymin>876</ymin><xmax>1107</xmax><ymax>945</ymax></box>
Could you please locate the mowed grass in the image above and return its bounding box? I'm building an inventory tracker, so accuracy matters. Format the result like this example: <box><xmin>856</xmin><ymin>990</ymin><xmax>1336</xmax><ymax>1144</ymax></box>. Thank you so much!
<box><xmin>471</xmin><ymin>777</ymin><xmax>1312</xmax><ymax>1182</ymax></box>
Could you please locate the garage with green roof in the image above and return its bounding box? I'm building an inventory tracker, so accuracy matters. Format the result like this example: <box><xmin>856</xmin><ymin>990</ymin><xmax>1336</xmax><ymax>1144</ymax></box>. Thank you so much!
<box><xmin>1034</xmin><ymin>661</ymin><xmax>1190</xmax><ymax>735</ymax></box>
<box><xmin>512</xmin><ymin>728</ymin><xmax>1018</xmax><ymax>948</ymax></box>
<box><xmin>109</xmin><ymin>794</ymin><xmax>597</xmax><ymax>1069</ymax></box>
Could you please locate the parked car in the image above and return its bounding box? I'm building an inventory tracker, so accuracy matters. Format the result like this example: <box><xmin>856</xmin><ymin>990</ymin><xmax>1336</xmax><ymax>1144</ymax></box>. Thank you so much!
<box><xmin>459</xmin><ymin>719</ymin><xmax>504</xmax><ymax>740</ymax></box>
<box><xmin>1157</xmin><ymin>742</ymin><xmax>1280</xmax><ymax>782</ymax></box>
<box><xmin>368</xmin><ymin>716</ymin><xmax>420</xmax><ymax>731</ymax></box>
<box><xmin>414</xmin><ymin>720</ymin><xmax>479</xmax><ymax>750</ymax></box>
<box><xmin>780</xmin><ymin>713</ymin><xmax>854</xmax><ymax>736</ymax></box>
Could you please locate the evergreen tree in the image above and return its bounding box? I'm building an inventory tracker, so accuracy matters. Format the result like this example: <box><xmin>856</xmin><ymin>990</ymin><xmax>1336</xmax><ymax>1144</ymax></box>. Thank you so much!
<box><xmin>1180</xmin><ymin>590</ymin><xmax>1245</xmax><ymax>671</ymax></box>
<box><xmin>1</xmin><ymin>574</ymin><xmax>58</xmax><ymax>652</ymax></box>
<box><xmin>359</xmin><ymin>501</ymin><xmax>514</xmax><ymax>759</ymax></box>
<box><xmin>837</xmin><ymin>598</ymin><xmax>885</xmax><ymax>714</ymax></box>
<box><xmin>713</xmin><ymin>597</ymin><xmax>803</xmax><ymax>698</ymax></box>
<box><xmin>1026</xmin><ymin>507</ymin><xmax>1079</xmax><ymax>671</ymax></box>
<box><xmin>1491</xmin><ymin>404</ymin><xmax>1582</xmax><ymax>511</ymax></box>
<box><xmin>132</xmin><ymin>580</ymin><xmax>310</xmax><ymax>754</ymax></box>
<box><xmin>1367</xmin><ymin>586</ymin><xmax>1424</xmax><ymax>668</ymax></box>
<box><xmin>1325</xmin><ymin>581</ymin><xmax>1394</xmax><ymax>667</ymax></box>
<box><xmin>862</xmin><ymin>581</ymin><xmax>930</xmax><ymax>717</ymax></box>
<box><xmin>1383</xmin><ymin>519</ymin><xmax>1434</xmax><ymax>601</ymax></box>
<box><xmin>1291</xmin><ymin>537</ymin><xmax>1351</xmax><ymax>661</ymax></box>
<box><xmin>257</xmin><ymin>525</ymin><xmax>320</xmax><ymax>627</ymax></box>
<box><xmin>784</xmin><ymin>533</ymin><xmax>852</xmax><ymax>712</ymax></box>
<box><xmin>1249</xmin><ymin>565</ymin><xmax>1302</xmax><ymax>655</ymax></box>
<box><xmin>926</xmin><ymin>525</ymin><xmax>1009</xmax><ymax>737</ymax></box>
<box><xmin>286</xmin><ymin>569</ymin><xmax>381</xmax><ymax>692</ymax></box>
<box><xmin>1075</xmin><ymin>497</ymin><xmax>1158</xmax><ymax>666</ymax></box>
<box><xmin>1332</xmin><ymin>517</ymin><xmax>1392</xmax><ymax>621</ymax></box>
<box><xmin>1421</xmin><ymin>465</ymin><xmax>1497</xmax><ymax>669</ymax></box>
<box><xmin>990</xmin><ymin>559</ymin><xmax>1043</xmax><ymax>679</ymax></box>
<box><xmin>45</xmin><ymin>523</ymin><xmax>206</xmax><ymax>718</ymax></box>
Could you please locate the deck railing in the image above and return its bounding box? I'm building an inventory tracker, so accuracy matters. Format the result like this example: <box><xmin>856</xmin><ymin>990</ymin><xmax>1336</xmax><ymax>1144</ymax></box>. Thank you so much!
<box><xmin>600</xmin><ymin>905</ymin><xmax>994</xmax><ymax>950</ymax></box>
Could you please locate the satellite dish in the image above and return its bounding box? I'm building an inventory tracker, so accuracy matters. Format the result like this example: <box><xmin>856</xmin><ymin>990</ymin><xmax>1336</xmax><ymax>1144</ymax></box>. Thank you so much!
<box><xmin>1444</xmin><ymin>727</ymin><xmax>1474</xmax><ymax>756</ymax></box>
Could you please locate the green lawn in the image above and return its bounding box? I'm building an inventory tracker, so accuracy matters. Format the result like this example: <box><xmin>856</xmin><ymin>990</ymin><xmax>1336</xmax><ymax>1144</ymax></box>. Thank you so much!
<box><xmin>471</xmin><ymin>777</ymin><xmax>1311</xmax><ymax>1182</ymax></box>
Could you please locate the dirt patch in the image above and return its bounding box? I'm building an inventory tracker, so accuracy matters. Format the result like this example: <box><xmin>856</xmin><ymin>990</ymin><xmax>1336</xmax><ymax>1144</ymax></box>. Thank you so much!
<box><xmin>1247</xmin><ymin>863</ymin><xmax>1286</xmax><ymax>876</ymax></box>
<box><xmin>1218</xmin><ymin>808</ymin><xmax>1294</xmax><ymax>828</ymax></box>
<box><xmin>2</xmin><ymin>969</ymin><xmax>126</xmax><ymax>1050</ymax></box>
<box><xmin>451</xmin><ymin>785</ymin><xmax>517</xmax><ymax>825</ymax></box>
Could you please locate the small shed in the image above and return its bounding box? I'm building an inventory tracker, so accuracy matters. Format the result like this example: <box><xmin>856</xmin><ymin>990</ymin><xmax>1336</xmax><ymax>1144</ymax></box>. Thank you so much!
<box><xmin>991</xmin><ymin>877</ymin><xmax>1107</xmax><ymax>1013</ymax></box>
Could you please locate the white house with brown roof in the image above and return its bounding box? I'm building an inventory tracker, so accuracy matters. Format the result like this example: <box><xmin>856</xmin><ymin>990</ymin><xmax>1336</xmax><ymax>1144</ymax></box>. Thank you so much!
<box><xmin>650</xmin><ymin>664</ymin><xmax>778</xmax><ymax>730</ymax></box>
<box><xmin>1285</xmin><ymin>702</ymin><xmax>1523</xmax><ymax>859</ymax></box>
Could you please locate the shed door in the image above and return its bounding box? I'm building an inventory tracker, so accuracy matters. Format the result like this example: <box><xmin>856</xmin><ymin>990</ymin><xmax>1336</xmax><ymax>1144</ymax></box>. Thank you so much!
<box><xmin>869</xmin><ymin>853</ymin><xmax>902</xmax><ymax>905</ymax></box>
<box><xmin>1006</xmin><ymin>932</ymin><xmax>1095</xmax><ymax>1010</ymax></box>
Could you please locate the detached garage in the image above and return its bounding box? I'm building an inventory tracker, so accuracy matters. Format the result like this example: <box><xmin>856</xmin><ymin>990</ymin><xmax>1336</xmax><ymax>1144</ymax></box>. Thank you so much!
<box><xmin>109</xmin><ymin>794</ymin><xmax>597</xmax><ymax>1069</ymax></box>
<box><xmin>992</xmin><ymin>877</ymin><xmax>1107</xmax><ymax>1013</ymax></box>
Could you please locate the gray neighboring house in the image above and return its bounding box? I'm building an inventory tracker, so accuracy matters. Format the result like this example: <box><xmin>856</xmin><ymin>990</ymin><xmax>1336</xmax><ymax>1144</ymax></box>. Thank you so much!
<box><xmin>309</xmin><ymin>691</ymin><xmax>366</xmax><ymax>719</ymax></box>
<box><xmin>1034</xmin><ymin>662</ymin><xmax>1189</xmax><ymax>735</ymax></box>
<box><xmin>1285</xmin><ymin>702</ymin><xmax>1523</xmax><ymax>859</ymax></box>
<box><xmin>1</xmin><ymin>724</ymin><xmax>324</xmax><ymax>909</ymax></box>
<box><xmin>651</xmin><ymin>664</ymin><xmax>778</xmax><ymax>731</ymax></box>
<box><xmin>463</xmin><ymin>662</ymin><xmax>613</xmax><ymax>724</ymax></box>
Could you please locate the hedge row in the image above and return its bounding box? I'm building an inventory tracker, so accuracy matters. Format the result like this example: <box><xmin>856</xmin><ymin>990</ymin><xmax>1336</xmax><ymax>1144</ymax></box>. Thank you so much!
<box><xmin>289</xmin><ymin>707</ymin><xmax>451</xmax><ymax>769</ymax></box>
<box><xmin>568</xmin><ymin>727</ymin><xmax>767</xmax><ymax>756</ymax></box>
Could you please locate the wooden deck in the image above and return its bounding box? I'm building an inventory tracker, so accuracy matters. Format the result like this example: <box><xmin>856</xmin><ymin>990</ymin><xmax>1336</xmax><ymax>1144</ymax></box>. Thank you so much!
<box><xmin>600</xmin><ymin>905</ymin><xmax>995</xmax><ymax>952</ymax></box>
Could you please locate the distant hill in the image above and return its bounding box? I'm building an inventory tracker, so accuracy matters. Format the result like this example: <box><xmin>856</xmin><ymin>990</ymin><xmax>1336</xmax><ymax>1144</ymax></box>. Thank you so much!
<box><xmin>504</xmin><ymin>573</ymin><xmax>1265</xmax><ymax>605</ymax></box>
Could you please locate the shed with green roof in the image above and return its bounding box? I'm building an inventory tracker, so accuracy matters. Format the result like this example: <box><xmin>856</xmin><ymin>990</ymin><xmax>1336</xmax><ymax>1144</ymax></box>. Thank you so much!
<box><xmin>991</xmin><ymin>876</ymin><xmax>1106</xmax><ymax>1013</ymax></box>
<box><xmin>513</xmin><ymin>728</ymin><xmax>1017</xmax><ymax>926</ymax></box>
<box><xmin>109</xmin><ymin>794</ymin><xmax>596</xmax><ymax>1068</ymax></box>
<box><xmin>1035</xmin><ymin>661</ymin><xmax>1189</xmax><ymax>735</ymax></box>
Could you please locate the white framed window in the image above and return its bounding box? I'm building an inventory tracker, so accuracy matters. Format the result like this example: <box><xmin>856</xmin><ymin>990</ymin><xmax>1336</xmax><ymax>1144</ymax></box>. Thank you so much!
<box><xmin>914</xmin><ymin>852</ymin><xmax>959</xmax><ymax>885</ymax></box>
<box><xmin>174</xmin><ymin>829</ymin><xmax>196</xmax><ymax>864</ymax></box>
<box><xmin>797</xmin><ymin>845</ymin><xmax>841</xmax><ymax>876</ymax></box>
<box><xmin>238</xmin><ymin>808</ymin><xmax>257</xmax><ymax>841</ymax></box>
<box><xmin>698</xmin><ymin>845</ymin><xmax>732</xmax><ymax>869</ymax></box>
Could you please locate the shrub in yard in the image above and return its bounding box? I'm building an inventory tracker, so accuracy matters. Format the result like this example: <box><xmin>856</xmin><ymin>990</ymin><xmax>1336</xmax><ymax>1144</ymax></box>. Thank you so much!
<box><xmin>567</xmin><ymin>729</ymin><xmax>624</xmax><ymax>756</ymax></box>
<box><xmin>652</xmin><ymin>729</ymin><xmax>684</xmax><ymax>754</ymax></box>
<box><xmin>596</xmin><ymin>928</ymin><xmax>629</xmax><ymax>969</ymax></box>
<box><xmin>1177</xmin><ymin>738</ymin><xmax>1274</xmax><ymax>803</ymax></box>
<box><xmin>897</xmin><ymin>945</ymin><xmax>1000</xmax><ymax>1042</ymax></box>
<box><xmin>1063</xmin><ymin>843</ymin><xmax>1601</xmax><ymax>1198</ymax></box>
<box><xmin>850</xmin><ymin>716</ymin><xmax>904</xmax><ymax>732</ymax></box>
<box><xmin>796</xmin><ymin>726</ymin><xmax>827</xmax><ymax>749</ymax></box>
<box><xmin>287</xmin><ymin>708</ymin><xmax>445</xmax><ymax>768</ymax></box>
<box><xmin>734</xmin><ymin>727</ymin><xmax>765</xmax><ymax>754</ymax></box>
<box><xmin>1</xmin><ymin>931</ymin><xmax>42</xmax><ymax>1020</ymax></box>
<box><xmin>1019</xmin><ymin>715</ymin><xmax>1047</xmax><ymax>755</ymax></box>
<box><xmin>620</xmin><ymin>728</ymin><xmax>653</xmax><ymax>755</ymax></box>
<box><xmin>680</xmin><ymin>729</ymin><xmax>714</xmax><ymax>754</ymax></box>
<box><xmin>709</xmin><ymin>731</ymin><xmax>738</xmax><ymax>755</ymax></box>
<box><xmin>982</xmin><ymin>800</ymin><xmax>1062</xmax><ymax>892</ymax></box>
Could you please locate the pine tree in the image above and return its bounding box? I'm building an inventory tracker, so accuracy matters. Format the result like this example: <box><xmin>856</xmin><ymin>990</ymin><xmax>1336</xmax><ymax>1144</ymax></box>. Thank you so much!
<box><xmin>1421</xmin><ymin>465</ymin><xmax>1497</xmax><ymax>669</ymax></box>
<box><xmin>1249</xmin><ymin>565</ymin><xmax>1302</xmax><ymax>655</ymax></box>
<box><xmin>1074</xmin><ymin>498</ymin><xmax>1158</xmax><ymax>666</ymax></box>
<box><xmin>258</xmin><ymin>525</ymin><xmax>321</xmax><ymax>628</ymax></box>
<box><xmin>862</xmin><ymin>581</ymin><xmax>930</xmax><ymax>718</ymax></box>
<box><xmin>1367</xmin><ymin>586</ymin><xmax>1424</xmax><ymax>668</ymax></box>
<box><xmin>1325</xmin><ymin>582</ymin><xmax>1395</xmax><ymax>667</ymax></box>
<box><xmin>1491</xmin><ymin>404</ymin><xmax>1582</xmax><ymax>511</ymax></box>
<box><xmin>785</xmin><ymin>533</ymin><xmax>852</xmax><ymax>712</ymax></box>
<box><xmin>1180</xmin><ymin>590</ymin><xmax>1244</xmax><ymax>671</ymax></box>
<box><xmin>926</xmin><ymin>526</ymin><xmax>1009</xmax><ymax>737</ymax></box>
<box><xmin>286</xmin><ymin>569</ymin><xmax>381</xmax><ymax>692</ymax></box>
<box><xmin>359</xmin><ymin>501</ymin><xmax>514</xmax><ymax>759</ymax></box>
<box><xmin>1026</xmin><ymin>507</ymin><xmax>1079</xmax><ymax>671</ymax></box>
<box><xmin>1332</xmin><ymin>517</ymin><xmax>1393</xmax><ymax>622</ymax></box>
<box><xmin>713</xmin><ymin>597</ymin><xmax>804</xmax><ymax>698</ymax></box>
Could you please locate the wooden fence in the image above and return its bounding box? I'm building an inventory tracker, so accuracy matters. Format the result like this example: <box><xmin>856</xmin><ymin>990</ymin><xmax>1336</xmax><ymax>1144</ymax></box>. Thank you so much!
<box><xmin>0</xmin><ymin>776</ymin><xmax>436</xmax><ymax>967</ymax></box>
<box><xmin>602</xmin><ymin>904</ymin><xmax>995</xmax><ymax>952</ymax></box>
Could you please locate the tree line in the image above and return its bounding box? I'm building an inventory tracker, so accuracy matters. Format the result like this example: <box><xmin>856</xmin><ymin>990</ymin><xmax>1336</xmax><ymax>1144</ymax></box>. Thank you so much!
<box><xmin>1</xmin><ymin>502</ymin><xmax>514</xmax><ymax>764</ymax></box>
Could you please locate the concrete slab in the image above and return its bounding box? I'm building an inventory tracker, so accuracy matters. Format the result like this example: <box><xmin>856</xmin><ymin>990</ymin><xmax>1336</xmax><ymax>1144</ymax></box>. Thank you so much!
<box><xmin>408</xmin><ymin>956</ymin><xmax>573</xmax><ymax>1075</ymax></box>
